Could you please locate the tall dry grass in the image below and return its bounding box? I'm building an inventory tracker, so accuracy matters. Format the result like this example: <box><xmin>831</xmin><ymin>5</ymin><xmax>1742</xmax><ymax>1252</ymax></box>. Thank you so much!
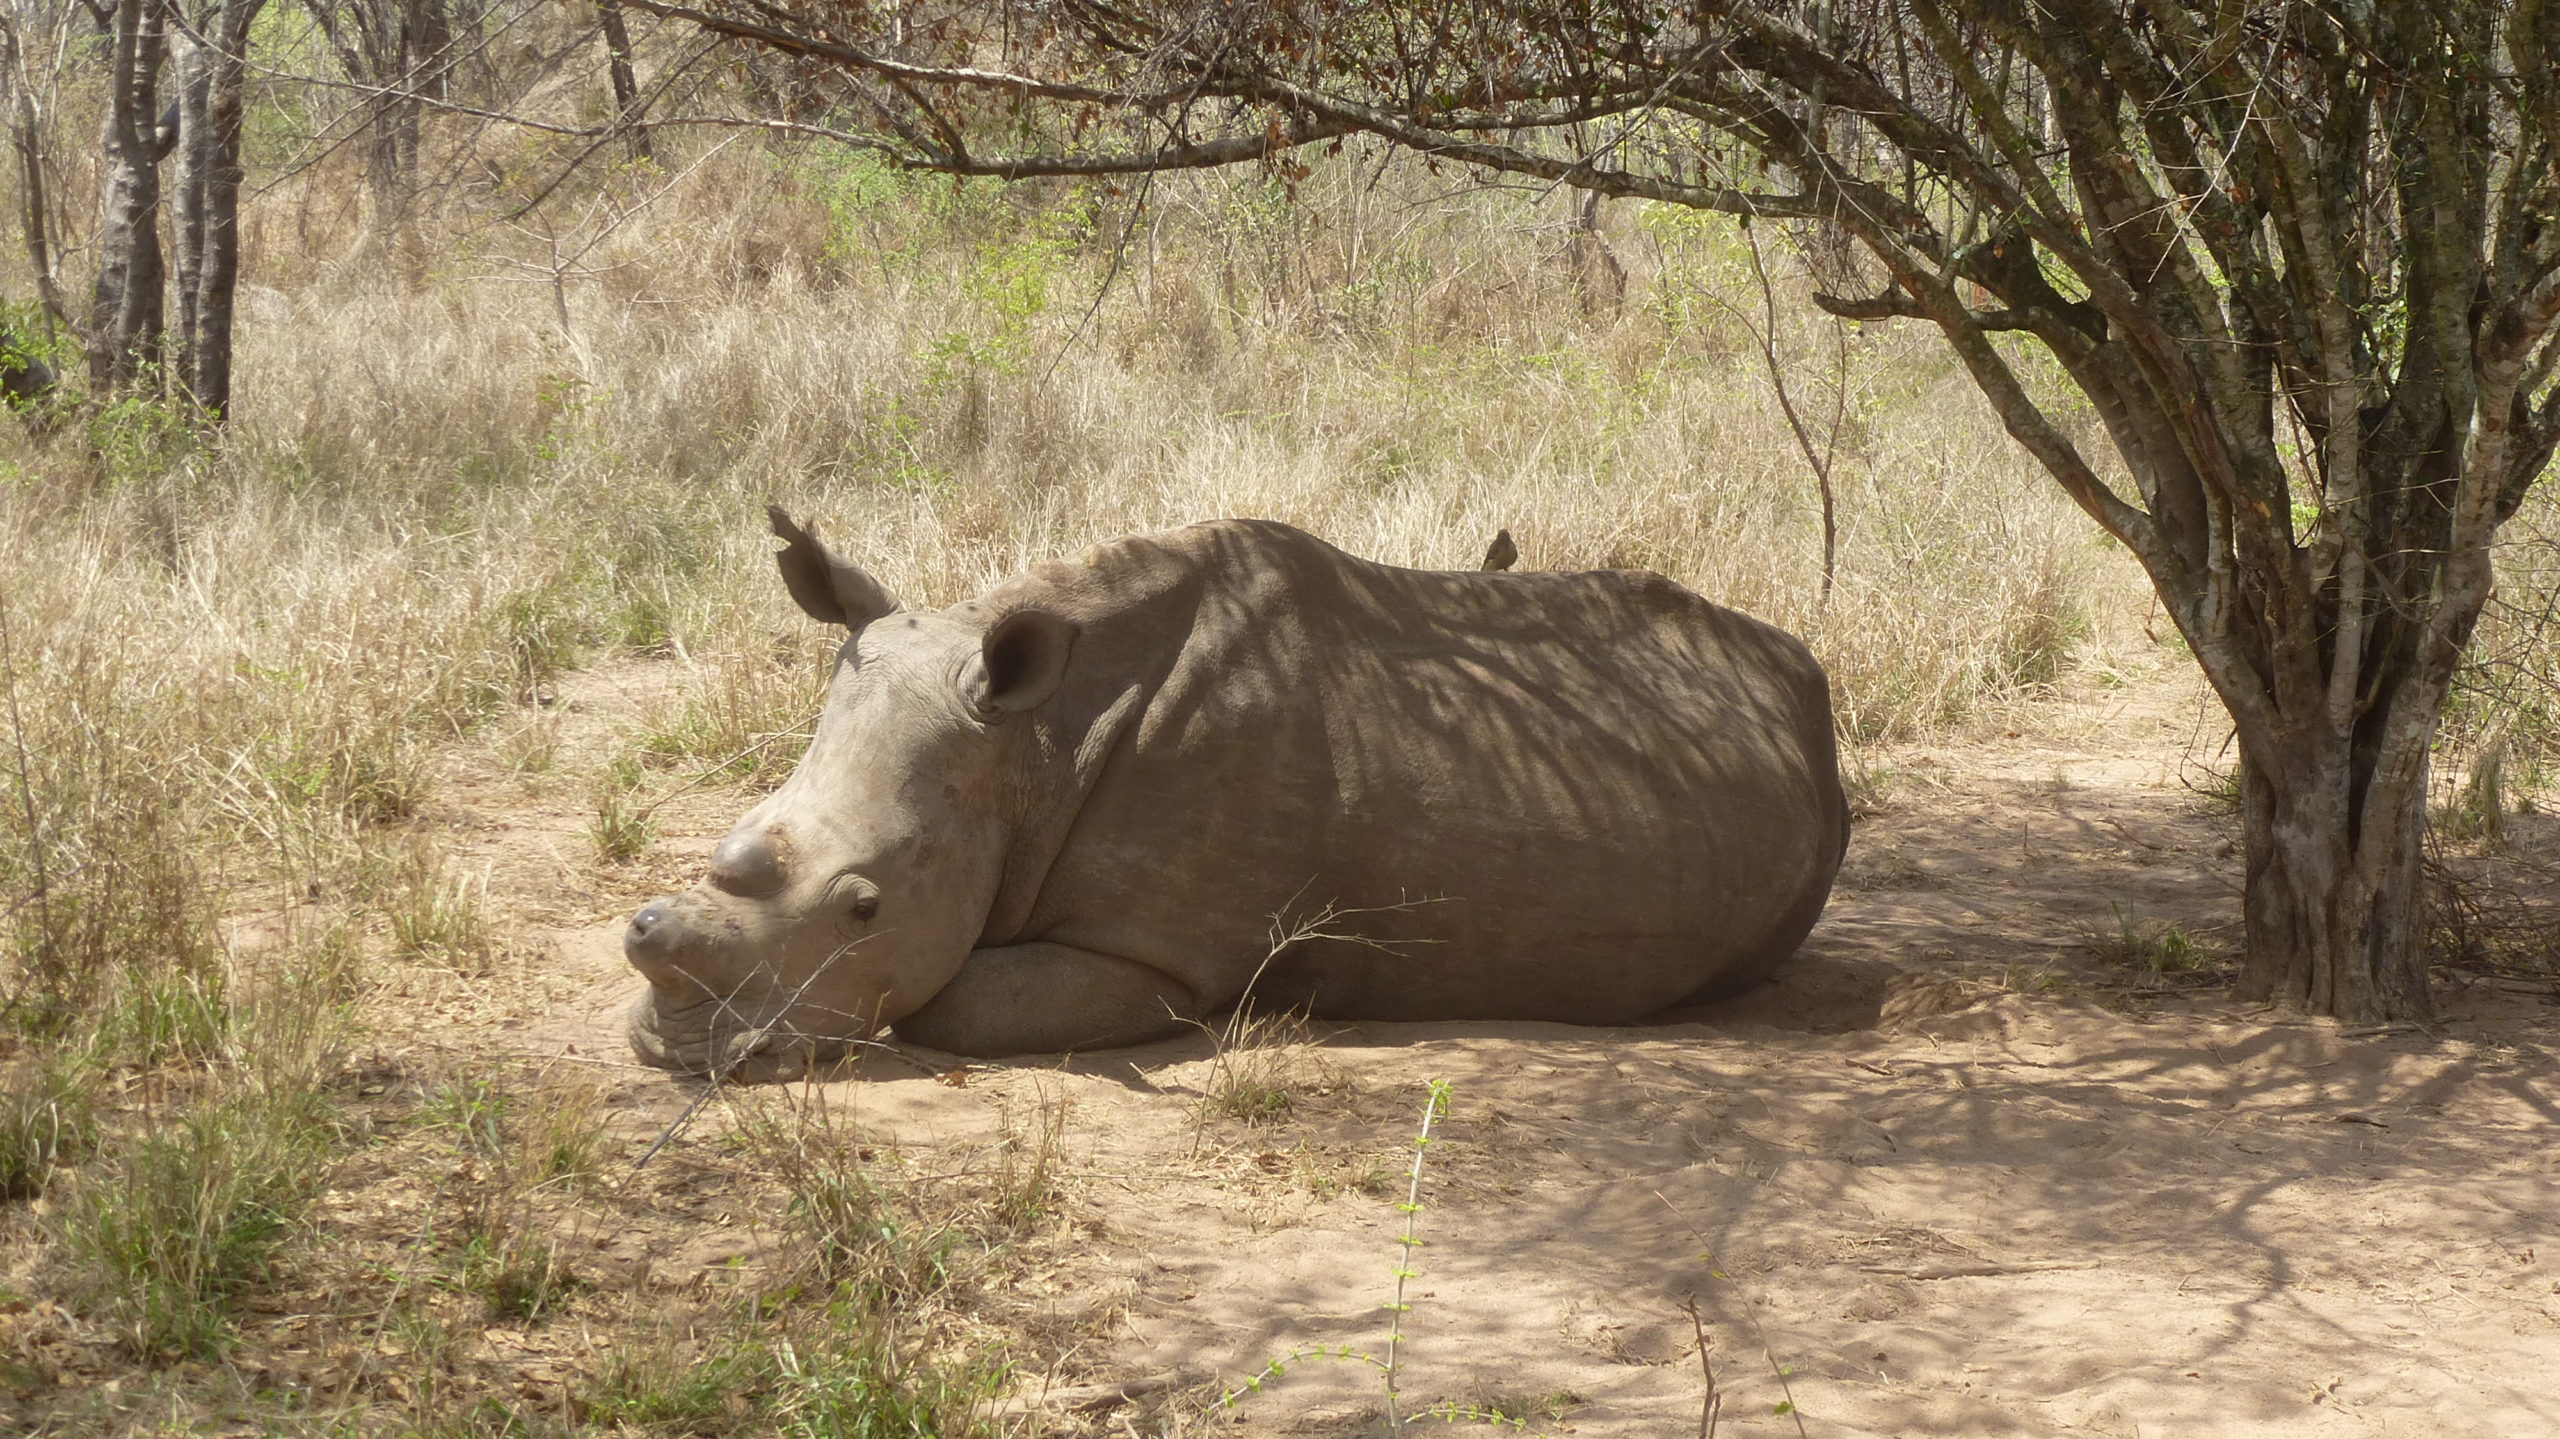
<box><xmin>206</xmin><ymin>138</ymin><xmax>2135</xmax><ymax>742</ymax></box>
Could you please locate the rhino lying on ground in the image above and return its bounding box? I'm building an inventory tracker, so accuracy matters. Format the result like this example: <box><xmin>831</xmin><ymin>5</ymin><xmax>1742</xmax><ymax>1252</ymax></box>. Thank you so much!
<box><xmin>624</xmin><ymin>513</ymin><xmax>1849</xmax><ymax>1076</ymax></box>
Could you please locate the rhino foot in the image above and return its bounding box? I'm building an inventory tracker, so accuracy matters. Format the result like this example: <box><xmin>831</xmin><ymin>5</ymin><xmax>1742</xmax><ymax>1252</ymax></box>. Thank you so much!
<box><xmin>892</xmin><ymin>942</ymin><xmax>1199</xmax><ymax>1057</ymax></box>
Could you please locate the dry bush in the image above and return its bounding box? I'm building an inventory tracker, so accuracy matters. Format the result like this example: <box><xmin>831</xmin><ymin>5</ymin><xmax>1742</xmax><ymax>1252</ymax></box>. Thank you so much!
<box><xmin>2424</xmin><ymin>846</ymin><xmax>2560</xmax><ymax>980</ymax></box>
<box><xmin>633</xmin><ymin>624</ymin><xmax>830</xmax><ymax>784</ymax></box>
<box><xmin>1197</xmin><ymin>1006</ymin><xmax>1332</xmax><ymax>1128</ymax></box>
<box><xmin>2454</xmin><ymin>502</ymin><xmax>2560</xmax><ymax>794</ymax></box>
<box><xmin>577</xmin><ymin>1304</ymin><xmax>1013</xmax><ymax>1439</ymax></box>
<box><xmin>40</xmin><ymin>933</ymin><xmax>357</xmax><ymax>1361</ymax></box>
<box><xmin>365</xmin><ymin>837</ymin><xmax>498</xmax><ymax>974</ymax></box>
<box><xmin>61</xmin><ymin>1078</ymin><xmax>338</xmax><ymax>1359</ymax></box>
<box><xmin>413</xmin><ymin>1068</ymin><xmax>608</xmax><ymax>1323</ymax></box>
<box><xmin>0</xmin><ymin>1044</ymin><xmax>96</xmax><ymax>1201</ymax></box>
<box><xmin>739</xmin><ymin>1090</ymin><xmax>970</xmax><ymax>1300</ymax></box>
<box><xmin>588</xmin><ymin>752</ymin><xmax>659</xmax><ymax>863</ymax></box>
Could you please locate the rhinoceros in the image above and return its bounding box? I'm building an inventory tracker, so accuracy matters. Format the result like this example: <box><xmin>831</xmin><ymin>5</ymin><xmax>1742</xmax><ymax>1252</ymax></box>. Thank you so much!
<box><xmin>622</xmin><ymin>512</ymin><xmax>1848</xmax><ymax>1076</ymax></box>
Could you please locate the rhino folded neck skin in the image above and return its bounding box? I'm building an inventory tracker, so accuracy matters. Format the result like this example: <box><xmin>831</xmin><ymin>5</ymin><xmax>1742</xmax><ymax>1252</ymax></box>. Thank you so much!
<box><xmin>623</xmin><ymin>506</ymin><xmax>1073</xmax><ymax>1079</ymax></box>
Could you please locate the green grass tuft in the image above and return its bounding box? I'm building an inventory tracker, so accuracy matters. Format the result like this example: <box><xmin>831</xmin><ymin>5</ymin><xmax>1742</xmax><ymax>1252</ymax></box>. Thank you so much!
<box><xmin>64</xmin><ymin>1082</ymin><xmax>336</xmax><ymax>1359</ymax></box>
<box><xmin>2086</xmin><ymin>903</ymin><xmax>2215</xmax><ymax>979</ymax></box>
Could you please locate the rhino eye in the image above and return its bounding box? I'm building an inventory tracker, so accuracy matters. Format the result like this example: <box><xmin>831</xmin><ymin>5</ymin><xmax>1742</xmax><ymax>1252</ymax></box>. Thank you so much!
<box><xmin>828</xmin><ymin>873</ymin><xmax>881</xmax><ymax>927</ymax></box>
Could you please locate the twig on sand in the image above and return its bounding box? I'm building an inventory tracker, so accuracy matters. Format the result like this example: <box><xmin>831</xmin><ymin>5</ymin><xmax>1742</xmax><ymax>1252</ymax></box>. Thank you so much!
<box><xmin>1858</xmin><ymin>1259</ymin><xmax>2099</xmax><ymax>1279</ymax></box>
<box><xmin>635</xmin><ymin>1070</ymin><xmax>732</xmax><ymax>1168</ymax></box>
<box><xmin>1654</xmin><ymin>1191</ymin><xmax>1809</xmax><ymax>1438</ymax></box>
<box><xmin>997</xmin><ymin>1368</ymin><xmax>1194</xmax><ymax>1418</ymax></box>
<box><xmin>1682</xmin><ymin>1298</ymin><xmax>1723</xmax><ymax>1438</ymax></box>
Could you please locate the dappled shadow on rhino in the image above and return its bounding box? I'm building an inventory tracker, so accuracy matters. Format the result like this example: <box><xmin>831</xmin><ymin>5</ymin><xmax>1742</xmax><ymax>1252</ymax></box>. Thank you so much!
<box><xmin>623</xmin><ymin>512</ymin><xmax>1849</xmax><ymax>1080</ymax></box>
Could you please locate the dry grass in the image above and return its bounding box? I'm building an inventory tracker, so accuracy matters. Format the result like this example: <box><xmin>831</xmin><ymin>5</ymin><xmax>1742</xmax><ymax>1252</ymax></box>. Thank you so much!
<box><xmin>1196</xmin><ymin>1007</ymin><xmax>1333</xmax><ymax>1129</ymax></box>
<box><xmin>126</xmin><ymin>133</ymin><xmax>2138</xmax><ymax>740</ymax></box>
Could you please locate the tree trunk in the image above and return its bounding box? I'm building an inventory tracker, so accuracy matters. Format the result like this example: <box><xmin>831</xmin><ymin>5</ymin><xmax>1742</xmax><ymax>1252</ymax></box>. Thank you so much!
<box><xmin>1</xmin><ymin>18</ymin><xmax>72</xmax><ymax>334</ymax></box>
<box><xmin>188</xmin><ymin>26</ymin><xmax>252</xmax><ymax>422</ymax></box>
<box><xmin>597</xmin><ymin>0</ymin><xmax>650</xmax><ymax>161</ymax></box>
<box><xmin>302</xmin><ymin>0</ymin><xmax>433</xmax><ymax>218</ymax></box>
<box><xmin>365</xmin><ymin>87</ymin><xmax>418</xmax><ymax>215</ymax></box>
<box><xmin>2236</xmin><ymin>731</ymin><xmax>2433</xmax><ymax>1022</ymax></box>
<box><xmin>171</xmin><ymin>0</ymin><xmax>263</xmax><ymax>417</ymax></box>
<box><xmin>88</xmin><ymin>0</ymin><xmax>171</xmax><ymax>394</ymax></box>
<box><xmin>168</xmin><ymin>21</ymin><xmax>208</xmax><ymax>386</ymax></box>
<box><xmin>404</xmin><ymin>0</ymin><xmax>446</xmax><ymax>99</ymax></box>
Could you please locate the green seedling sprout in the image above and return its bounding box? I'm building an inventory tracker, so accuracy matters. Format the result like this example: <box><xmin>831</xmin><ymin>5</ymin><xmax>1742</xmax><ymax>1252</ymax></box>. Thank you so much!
<box><xmin>1385</xmin><ymin>1076</ymin><xmax>1452</xmax><ymax>1430</ymax></box>
<box><xmin>1219</xmin><ymin>1077</ymin><xmax>1456</xmax><ymax>1433</ymax></box>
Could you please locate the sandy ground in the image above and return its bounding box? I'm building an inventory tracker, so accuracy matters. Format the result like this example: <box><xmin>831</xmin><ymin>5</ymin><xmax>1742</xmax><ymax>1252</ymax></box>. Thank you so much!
<box><xmin>431</xmin><ymin>658</ymin><xmax>2560</xmax><ymax>1438</ymax></box>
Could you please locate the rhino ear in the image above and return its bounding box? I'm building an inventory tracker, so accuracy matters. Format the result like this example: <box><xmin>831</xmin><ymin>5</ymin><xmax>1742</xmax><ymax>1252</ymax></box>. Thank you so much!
<box><xmin>767</xmin><ymin>505</ymin><xmax>900</xmax><ymax>630</ymax></box>
<box><xmin>963</xmin><ymin>608</ymin><xmax>1077</xmax><ymax>716</ymax></box>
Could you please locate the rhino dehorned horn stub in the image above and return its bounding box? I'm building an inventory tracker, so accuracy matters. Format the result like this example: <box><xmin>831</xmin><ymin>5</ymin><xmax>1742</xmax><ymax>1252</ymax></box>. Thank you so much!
<box><xmin>707</xmin><ymin>827</ymin><xmax>789</xmax><ymax>898</ymax></box>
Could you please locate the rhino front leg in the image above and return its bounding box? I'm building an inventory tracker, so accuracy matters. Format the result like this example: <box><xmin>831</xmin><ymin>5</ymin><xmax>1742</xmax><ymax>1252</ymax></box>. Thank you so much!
<box><xmin>891</xmin><ymin>942</ymin><xmax>1200</xmax><ymax>1057</ymax></box>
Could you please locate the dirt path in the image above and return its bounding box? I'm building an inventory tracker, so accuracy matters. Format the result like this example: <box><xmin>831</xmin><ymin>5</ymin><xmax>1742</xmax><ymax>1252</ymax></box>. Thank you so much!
<box><xmin>435</xmin><ymin>658</ymin><xmax>2560</xmax><ymax>1437</ymax></box>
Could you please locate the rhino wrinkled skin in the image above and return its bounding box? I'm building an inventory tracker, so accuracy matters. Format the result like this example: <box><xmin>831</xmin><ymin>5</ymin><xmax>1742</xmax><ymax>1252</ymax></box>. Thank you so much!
<box><xmin>623</xmin><ymin>513</ymin><xmax>1849</xmax><ymax>1077</ymax></box>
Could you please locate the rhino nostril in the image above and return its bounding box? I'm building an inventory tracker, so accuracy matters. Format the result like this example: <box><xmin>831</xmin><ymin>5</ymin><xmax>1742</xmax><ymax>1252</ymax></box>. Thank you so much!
<box><xmin>629</xmin><ymin>903</ymin><xmax>668</xmax><ymax>942</ymax></box>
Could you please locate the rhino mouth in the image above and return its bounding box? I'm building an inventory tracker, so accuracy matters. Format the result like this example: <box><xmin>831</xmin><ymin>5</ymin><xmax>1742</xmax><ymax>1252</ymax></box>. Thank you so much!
<box><xmin>625</xmin><ymin>989</ymin><xmax>854</xmax><ymax>1083</ymax></box>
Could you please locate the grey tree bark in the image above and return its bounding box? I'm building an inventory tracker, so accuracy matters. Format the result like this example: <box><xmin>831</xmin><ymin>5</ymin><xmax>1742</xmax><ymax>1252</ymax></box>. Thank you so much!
<box><xmin>87</xmin><ymin>0</ymin><xmax>172</xmax><ymax>393</ymax></box>
<box><xmin>81</xmin><ymin>0</ymin><xmax>263</xmax><ymax>415</ymax></box>
<box><xmin>597</xmin><ymin>0</ymin><xmax>649</xmax><ymax>161</ymax></box>
<box><xmin>0</xmin><ymin>13</ymin><xmax>73</xmax><ymax>335</ymax></box>
<box><xmin>171</xmin><ymin>0</ymin><xmax>265</xmax><ymax>417</ymax></box>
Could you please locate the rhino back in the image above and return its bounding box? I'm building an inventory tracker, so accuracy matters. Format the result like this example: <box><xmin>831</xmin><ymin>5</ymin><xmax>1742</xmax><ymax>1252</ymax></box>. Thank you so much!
<box><xmin>983</xmin><ymin>519</ymin><xmax>1845</xmax><ymax>1024</ymax></box>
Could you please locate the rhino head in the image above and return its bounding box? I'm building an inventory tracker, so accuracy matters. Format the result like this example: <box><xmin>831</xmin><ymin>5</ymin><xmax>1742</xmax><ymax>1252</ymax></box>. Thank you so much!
<box><xmin>621</xmin><ymin>507</ymin><xmax>1077</xmax><ymax>1078</ymax></box>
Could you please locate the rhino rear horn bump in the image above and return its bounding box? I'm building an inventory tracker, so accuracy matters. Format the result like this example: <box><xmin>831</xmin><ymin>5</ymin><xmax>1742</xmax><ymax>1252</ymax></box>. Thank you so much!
<box><xmin>766</xmin><ymin>504</ymin><xmax>901</xmax><ymax>630</ymax></box>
